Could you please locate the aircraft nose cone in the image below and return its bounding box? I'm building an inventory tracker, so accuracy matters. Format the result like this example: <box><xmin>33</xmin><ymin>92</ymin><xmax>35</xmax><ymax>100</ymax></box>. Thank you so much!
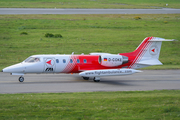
<box><xmin>1</xmin><ymin>70</ymin><xmax>3</xmax><ymax>72</ymax></box>
<box><xmin>2</xmin><ymin>63</ymin><xmax>25</xmax><ymax>73</ymax></box>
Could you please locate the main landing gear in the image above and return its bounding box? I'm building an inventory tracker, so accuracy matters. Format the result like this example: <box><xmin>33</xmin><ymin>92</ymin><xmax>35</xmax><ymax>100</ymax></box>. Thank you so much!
<box><xmin>82</xmin><ymin>77</ymin><xmax>89</xmax><ymax>80</ymax></box>
<box><xmin>82</xmin><ymin>77</ymin><xmax>100</xmax><ymax>82</ymax></box>
<box><xmin>93</xmin><ymin>77</ymin><xmax>100</xmax><ymax>82</ymax></box>
<box><xmin>19</xmin><ymin>76</ymin><xmax>24</xmax><ymax>82</ymax></box>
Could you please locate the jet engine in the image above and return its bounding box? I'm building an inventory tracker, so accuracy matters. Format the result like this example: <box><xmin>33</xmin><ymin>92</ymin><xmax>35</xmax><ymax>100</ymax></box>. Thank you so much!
<box><xmin>99</xmin><ymin>54</ymin><xmax>128</xmax><ymax>67</ymax></box>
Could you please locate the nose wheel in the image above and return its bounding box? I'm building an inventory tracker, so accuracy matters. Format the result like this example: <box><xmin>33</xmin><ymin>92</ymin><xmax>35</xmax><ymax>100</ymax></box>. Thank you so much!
<box><xmin>19</xmin><ymin>76</ymin><xmax>24</xmax><ymax>82</ymax></box>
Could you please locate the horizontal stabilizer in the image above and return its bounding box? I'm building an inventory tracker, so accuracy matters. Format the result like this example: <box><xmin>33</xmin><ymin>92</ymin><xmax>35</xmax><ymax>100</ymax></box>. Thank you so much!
<box><xmin>138</xmin><ymin>59</ymin><xmax>162</xmax><ymax>66</ymax></box>
<box><xmin>148</xmin><ymin>37</ymin><xmax>176</xmax><ymax>42</ymax></box>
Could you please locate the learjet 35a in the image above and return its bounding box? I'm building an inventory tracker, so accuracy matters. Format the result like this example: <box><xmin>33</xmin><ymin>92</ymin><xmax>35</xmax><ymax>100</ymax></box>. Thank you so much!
<box><xmin>2</xmin><ymin>37</ymin><xmax>175</xmax><ymax>82</ymax></box>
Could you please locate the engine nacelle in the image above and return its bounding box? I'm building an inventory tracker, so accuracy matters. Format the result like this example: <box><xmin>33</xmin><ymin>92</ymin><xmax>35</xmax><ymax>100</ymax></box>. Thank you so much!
<box><xmin>99</xmin><ymin>55</ymin><xmax>128</xmax><ymax>67</ymax></box>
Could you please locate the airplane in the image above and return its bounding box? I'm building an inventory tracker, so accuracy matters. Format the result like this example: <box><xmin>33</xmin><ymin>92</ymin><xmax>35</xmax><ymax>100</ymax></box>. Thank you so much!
<box><xmin>2</xmin><ymin>37</ymin><xmax>175</xmax><ymax>82</ymax></box>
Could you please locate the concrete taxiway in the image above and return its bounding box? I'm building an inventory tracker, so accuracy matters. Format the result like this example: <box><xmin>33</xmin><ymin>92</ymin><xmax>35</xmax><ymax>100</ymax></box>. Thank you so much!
<box><xmin>0</xmin><ymin>70</ymin><xmax>179</xmax><ymax>94</ymax></box>
<box><xmin>0</xmin><ymin>8</ymin><xmax>180</xmax><ymax>14</ymax></box>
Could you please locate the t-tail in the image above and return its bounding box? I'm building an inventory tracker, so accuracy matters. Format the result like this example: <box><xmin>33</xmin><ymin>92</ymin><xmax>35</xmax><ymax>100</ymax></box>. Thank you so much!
<box><xmin>120</xmin><ymin>37</ymin><xmax>175</xmax><ymax>69</ymax></box>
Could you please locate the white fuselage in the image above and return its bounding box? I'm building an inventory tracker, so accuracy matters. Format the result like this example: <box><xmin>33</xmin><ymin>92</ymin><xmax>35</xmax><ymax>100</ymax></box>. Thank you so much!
<box><xmin>3</xmin><ymin>55</ymin><xmax>74</xmax><ymax>75</ymax></box>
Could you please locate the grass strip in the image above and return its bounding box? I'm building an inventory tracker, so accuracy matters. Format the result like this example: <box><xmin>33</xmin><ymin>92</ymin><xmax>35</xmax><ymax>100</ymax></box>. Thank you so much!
<box><xmin>0</xmin><ymin>90</ymin><xmax>180</xmax><ymax>119</ymax></box>
<box><xmin>0</xmin><ymin>0</ymin><xmax>180</xmax><ymax>9</ymax></box>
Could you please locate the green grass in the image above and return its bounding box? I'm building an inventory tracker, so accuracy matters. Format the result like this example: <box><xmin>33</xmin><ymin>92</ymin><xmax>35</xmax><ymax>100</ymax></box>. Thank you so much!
<box><xmin>0</xmin><ymin>90</ymin><xmax>180</xmax><ymax>119</ymax></box>
<box><xmin>0</xmin><ymin>0</ymin><xmax>180</xmax><ymax>9</ymax></box>
<box><xmin>140</xmin><ymin>65</ymin><xmax>180</xmax><ymax>70</ymax></box>
<box><xmin>0</xmin><ymin>14</ymin><xmax>180</xmax><ymax>70</ymax></box>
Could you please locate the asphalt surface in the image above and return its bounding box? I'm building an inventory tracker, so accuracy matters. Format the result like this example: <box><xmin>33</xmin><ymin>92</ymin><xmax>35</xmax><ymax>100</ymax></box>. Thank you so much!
<box><xmin>0</xmin><ymin>8</ymin><xmax>180</xmax><ymax>14</ymax></box>
<box><xmin>0</xmin><ymin>70</ymin><xmax>179</xmax><ymax>93</ymax></box>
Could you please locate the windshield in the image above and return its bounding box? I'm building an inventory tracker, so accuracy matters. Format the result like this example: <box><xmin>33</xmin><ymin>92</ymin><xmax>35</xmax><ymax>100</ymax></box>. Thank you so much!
<box><xmin>24</xmin><ymin>57</ymin><xmax>40</xmax><ymax>63</ymax></box>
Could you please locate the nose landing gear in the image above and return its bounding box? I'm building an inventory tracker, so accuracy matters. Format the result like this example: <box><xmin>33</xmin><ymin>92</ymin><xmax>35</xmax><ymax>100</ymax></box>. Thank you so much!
<box><xmin>19</xmin><ymin>76</ymin><xmax>24</xmax><ymax>82</ymax></box>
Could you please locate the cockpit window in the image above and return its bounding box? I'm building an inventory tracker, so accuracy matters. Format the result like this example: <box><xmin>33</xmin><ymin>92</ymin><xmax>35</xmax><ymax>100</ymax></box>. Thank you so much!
<box><xmin>24</xmin><ymin>57</ymin><xmax>40</xmax><ymax>63</ymax></box>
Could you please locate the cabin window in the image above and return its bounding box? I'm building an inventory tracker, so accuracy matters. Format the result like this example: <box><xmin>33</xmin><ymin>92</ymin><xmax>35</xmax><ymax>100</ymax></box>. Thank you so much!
<box><xmin>77</xmin><ymin>59</ymin><xmax>80</xmax><ymax>63</ymax></box>
<box><xmin>56</xmin><ymin>59</ymin><xmax>59</xmax><ymax>63</ymax></box>
<box><xmin>83</xmin><ymin>59</ymin><xmax>87</xmax><ymax>63</ymax></box>
<box><xmin>70</xmin><ymin>59</ymin><xmax>73</xmax><ymax>63</ymax></box>
<box><xmin>63</xmin><ymin>59</ymin><xmax>66</xmax><ymax>63</ymax></box>
<box><xmin>24</xmin><ymin>57</ymin><xmax>40</xmax><ymax>63</ymax></box>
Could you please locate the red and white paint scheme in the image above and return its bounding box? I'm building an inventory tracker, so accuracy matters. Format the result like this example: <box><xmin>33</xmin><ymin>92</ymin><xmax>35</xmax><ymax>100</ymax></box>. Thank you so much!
<box><xmin>2</xmin><ymin>37</ymin><xmax>175</xmax><ymax>82</ymax></box>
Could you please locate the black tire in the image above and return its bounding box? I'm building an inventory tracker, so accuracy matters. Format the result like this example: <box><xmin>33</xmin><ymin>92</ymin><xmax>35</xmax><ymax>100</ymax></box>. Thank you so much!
<box><xmin>93</xmin><ymin>77</ymin><xmax>100</xmax><ymax>82</ymax></box>
<box><xmin>93</xmin><ymin>80</ymin><xmax>100</xmax><ymax>82</ymax></box>
<box><xmin>83</xmin><ymin>77</ymin><xmax>89</xmax><ymax>80</ymax></box>
<box><xmin>19</xmin><ymin>76</ymin><xmax>24</xmax><ymax>82</ymax></box>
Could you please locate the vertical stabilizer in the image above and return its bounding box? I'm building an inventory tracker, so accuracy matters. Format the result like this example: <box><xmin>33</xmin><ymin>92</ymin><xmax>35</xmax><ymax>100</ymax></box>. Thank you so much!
<box><xmin>123</xmin><ymin>37</ymin><xmax>175</xmax><ymax>69</ymax></box>
<box><xmin>135</xmin><ymin>37</ymin><xmax>164</xmax><ymax>59</ymax></box>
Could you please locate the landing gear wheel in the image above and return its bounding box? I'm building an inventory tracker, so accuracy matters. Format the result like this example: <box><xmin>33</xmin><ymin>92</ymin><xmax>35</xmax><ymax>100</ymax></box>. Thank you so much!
<box><xmin>93</xmin><ymin>77</ymin><xmax>100</xmax><ymax>82</ymax></box>
<box><xmin>83</xmin><ymin>77</ymin><xmax>89</xmax><ymax>80</ymax></box>
<box><xmin>94</xmin><ymin>79</ymin><xmax>100</xmax><ymax>82</ymax></box>
<box><xmin>19</xmin><ymin>76</ymin><xmax>24</xmax><ymax>82</ymax></box>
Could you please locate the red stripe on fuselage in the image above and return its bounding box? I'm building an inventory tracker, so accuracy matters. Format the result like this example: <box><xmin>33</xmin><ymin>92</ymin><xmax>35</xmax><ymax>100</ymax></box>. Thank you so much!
<box><xmin>62</xmin><ymin>55</ymin><xmax>129</xmax><ymax>73</ymax></box>
<box><xmin>62</xmin><ymin>55</ymin><xmax>79</xmax><ymax>73</ymax></box>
